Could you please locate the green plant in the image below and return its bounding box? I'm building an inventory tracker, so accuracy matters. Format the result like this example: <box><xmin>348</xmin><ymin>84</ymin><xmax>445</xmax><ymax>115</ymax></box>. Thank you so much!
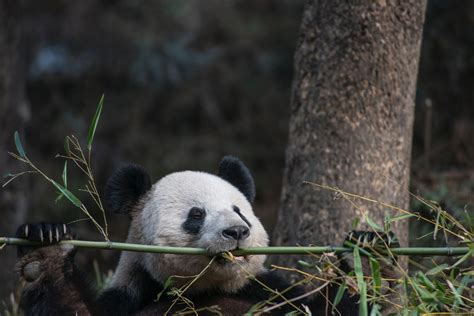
<box><xmin>3</xmin><ymin>95</ymin><xmax>108</xmax><ymax>240</ymax></box>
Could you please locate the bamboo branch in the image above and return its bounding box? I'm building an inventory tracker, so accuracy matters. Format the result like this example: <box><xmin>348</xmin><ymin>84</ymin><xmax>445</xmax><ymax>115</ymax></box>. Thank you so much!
<box><xmin>0</xmin><ymin>237</ymin><xmax>470</xmax><ymax>256</ymax></box>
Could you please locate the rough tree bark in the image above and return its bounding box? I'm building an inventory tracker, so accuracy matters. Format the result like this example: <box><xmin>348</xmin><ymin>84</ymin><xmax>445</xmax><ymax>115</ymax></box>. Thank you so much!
<box><xmin>0</xmin><ymin>0</ymin><xmax>29</xmax><ymax>300</ymax></box>
<box><xmin>273</xmin><ymin>0</ymin><xmax>427</xmax><ymax>269</ymax></box>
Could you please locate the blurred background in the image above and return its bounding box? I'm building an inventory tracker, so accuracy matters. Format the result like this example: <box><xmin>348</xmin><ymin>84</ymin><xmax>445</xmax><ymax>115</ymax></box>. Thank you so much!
<box><xmin>0</xmin><ymin>0</ymin><xmax>473</xmax><ymax>300</ymax></box>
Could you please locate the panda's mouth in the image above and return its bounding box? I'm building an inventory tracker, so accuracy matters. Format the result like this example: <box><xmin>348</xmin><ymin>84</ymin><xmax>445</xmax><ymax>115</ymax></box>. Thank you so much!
<box><xmin>212</xmin><ymin>248</ymin><xmax>250</xmax><ymax>265</ymax></box>
<box><xmin>215</xmin><ymin>254</ymin><xmax>249</xmax><ymax>265</ymax></box>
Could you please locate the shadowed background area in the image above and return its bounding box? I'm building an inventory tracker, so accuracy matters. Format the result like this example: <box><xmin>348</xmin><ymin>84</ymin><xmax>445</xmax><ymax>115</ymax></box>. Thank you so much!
<box><xmin>0</xmin><ymin>0</ymin><xmax>473</xmax><ymax>302</ymax></box>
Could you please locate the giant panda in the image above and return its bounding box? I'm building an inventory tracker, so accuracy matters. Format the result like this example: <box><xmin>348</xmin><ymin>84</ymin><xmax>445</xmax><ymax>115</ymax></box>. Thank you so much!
<box><xmin>15</xmin><ymin>156</ymin><xmax>391</xmax><ymax>315</ymax></box>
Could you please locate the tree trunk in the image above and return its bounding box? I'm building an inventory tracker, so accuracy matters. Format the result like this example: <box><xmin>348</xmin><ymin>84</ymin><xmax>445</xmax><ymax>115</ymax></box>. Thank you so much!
<box><xmin>0</xmin><ymin>0</ymin><xmax>29</xmax><ymax>300</ymax></box>
<box><xmin>272</xmin><ymin>0</ymin><xmax>427</xmax><ymax>269</ymax></box>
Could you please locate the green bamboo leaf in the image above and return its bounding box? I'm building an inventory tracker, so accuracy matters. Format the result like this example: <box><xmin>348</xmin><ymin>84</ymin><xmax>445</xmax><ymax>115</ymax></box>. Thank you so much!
<box><xmin>433</xmin><ymin>279</ymin><xmax>447</xmax><ymax>292</ymax></box>
<box><xmin>412</xmin><ymin>278</ymin><xmax>435</xmax><ymax>301</ymax></box>
<box><xmin>55</xmin><ymin>193</ymin><xmax>64</xmax><ymax>203</ymax></box>
<box><xmin>14</xmin><ymin>131</ymin><xmax>26</xmax><ymax>158</ymax></box>
<box><xmin>358</xmin><ymin>281</ymin><xmax>368</xmax><ymax>316</ymax></box>
<box><xmin>156</xmin><ymin>276</ymin><xmax>174</xmax><ymax>301</ymax></box>
<box><xmin>449</xmin><ymin>267</ymin><xmax>460</xmax><ymax>280</ymax></box>
<box><xmin>449</xmin><ymin>278</ymin><xmax>467</xmax><ymax>311</ymax></box>
<box><xmin>62</xmin><ymin>161</ymin><xmax>68</xmax><ymax>188</ymax></box>
<box><xmin>353</xmin><ymin>247</ymin><xmax>368</xmax><ymax>316</ymax></box>
<box><xmin>458</xmin><ymin>276</ymin><xmax>471</xmax><ymax>299</ymax></box>
<box><xmin>463</xmin><ymin>209</ymin><xmax>473</xmax><ymax>231</ymax></box>
<box><xmin>352</xmin><ymin>217</ymin><xmax>360</xmax><ymax>230</ymax></box>
<box><xmin>426</xmin><ymin>263</ymin><xmax>448</xmax><ymax>275</ymax></box>
<box><xmin>370</xmin><ymin>258</ymin><xmax>381</xmax><ymax>296</ymax></box>
<box><xmin>297</xmin><ymin>260</ymin><xmax>313</xmax><ymax>268</ymax></box>
<box><xmin>434</xmin><ymin>207</ymin><xmax>441</xmax><ymax>240</ymax></box>
<box><xmin>353</xmin><ymin>247</ymin><xmax>364</xmax><ymax>285</ymax></box>
<box><xmin>449</xmin><ymin>248</ymin><xmax>474</xmax><ymax>269</ymax></box>
<box><xmin>64</xmin><ymin>137</ymin><xmax>70</xmax><ymax>155</ymax></box>
<box><xmin>52</xmin><ymin>181</ymin><xmax>82</xmax><ymax>207</ymax></box>
<box><xmin>383</xmin><ymin>213</ymin><xmax>392</xmax><ymax>232</ymax></box>
<box><xmin>417</xmin><ymin>271</ymin><xmax>435</xmax><ymax>290</ymax></box>
<box><xmin>388</xmin><ymin>214</ymin><xmax>416</xmax><ymax>223</ymax></box>
<box><xmin>297</xmin><ymin>260</ymin><xmax>322</xmax><ymax>273</ymax></box>
<box><xmin>365</xmin><ymin>215</ymin><xmax>383</xmax><ymax>231</ymax></box>
<box><xmin>332</xmin><ymin>281</ymin><xmax>346</xmax><ymax>310</ymax></box>
<box><xmin>369</xmin><ymin>303</ymin><xmax>382</xmax><ymax>316</ymax></box>
<box><xmin>87</xmin><ymin>94</ymin><xmax>104</xmax><ymax>151</ymax></box>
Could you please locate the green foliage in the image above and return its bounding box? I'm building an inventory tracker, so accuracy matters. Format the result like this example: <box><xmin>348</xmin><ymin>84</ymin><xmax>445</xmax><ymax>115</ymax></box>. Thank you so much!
<box><xmin>87</xmin><ymin>94</ymin><xmax>104</xmax><ymax>151</ymax></box>
<box><xmin>14</xmin><ymin>131</ymin><xmax>26</xmax><ymax>158</ymax></box>
<box><xmin>353</xmin><ymin>247</ymin><xmax>368</xmax><ymax>316</ymax></box>
<box><xmin>405</xmin><ymin>270</ymin><xmax>473</xmax><ymax>313</ymax></box>
<box><xmin>52</xmin><ymin>181</ymin><xmax>82</xmax><ymax>208</ymax></box>
<box><xmin>332</xmin><ymin>281</ymin><xmax>347</xmax><ymax>313</ymax></box>
<box><xmin>155</xmin><ymin>276</ymin><xmax>175</xmax><ymax>302</ymax></box>
<box><xmin>4</xmin><ymin>96</ymin><xmax>109</xmax><ymax>240</ymax></box>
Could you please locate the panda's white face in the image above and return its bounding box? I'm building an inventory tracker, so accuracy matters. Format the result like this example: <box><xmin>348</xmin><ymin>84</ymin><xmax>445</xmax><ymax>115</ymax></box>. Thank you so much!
<box><xmin>138</xmin><ymin>171</ymin><xmax>269</xmax><ymax>293</ymax></box>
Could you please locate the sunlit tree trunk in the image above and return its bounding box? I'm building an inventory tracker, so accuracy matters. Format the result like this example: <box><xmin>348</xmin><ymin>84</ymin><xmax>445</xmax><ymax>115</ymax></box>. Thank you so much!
<box><xmin>273</xmin><ymin>0</ymin><xmax>427</xmax><ymax>269</ymax></box>
<box><xmin>0</xmin><ymin>0</ymin><xmax>29</xmax><ymax>300</ymax></box>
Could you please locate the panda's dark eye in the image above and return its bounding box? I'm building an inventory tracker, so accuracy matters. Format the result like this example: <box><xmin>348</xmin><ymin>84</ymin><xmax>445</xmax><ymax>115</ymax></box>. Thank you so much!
<box><xmin>183</xmin><ymin>207</ymin><xmax>206</xmax><ymax>235</ymax></box>
<box><xmin>188</xmin><ymin>207</ymin><xmax>205</xmax><ymax>220</ymax></box>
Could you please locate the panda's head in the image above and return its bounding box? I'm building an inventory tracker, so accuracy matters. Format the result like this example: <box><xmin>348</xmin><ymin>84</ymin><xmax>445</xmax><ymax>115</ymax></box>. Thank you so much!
<box><xmin>105</xmin><ymin>156</ymin><xmax>269</xmax><ymax>293</ymax></box>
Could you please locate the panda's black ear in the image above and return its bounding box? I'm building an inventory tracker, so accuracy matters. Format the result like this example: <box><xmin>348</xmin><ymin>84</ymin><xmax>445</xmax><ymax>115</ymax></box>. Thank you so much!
<box><xmin>218</xmin><ymin>155</ymin><xmax>255</xmax><ymax>203</ymax></box>
<box><xmin>104</xmin><ymin>164</ymin><xmax>152</xmax><ymax>214</ymax></box>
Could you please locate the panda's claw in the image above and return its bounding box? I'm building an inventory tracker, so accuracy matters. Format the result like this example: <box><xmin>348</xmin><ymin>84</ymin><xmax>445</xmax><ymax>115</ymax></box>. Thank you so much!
<box><xmin>16</xmin><ymin>223</ymin><xmax>75</xmax><ymax>258</ymax></box>
<box><xmin>345</xmin><ymin>230</ymin><xmax>400</xmax><ymax>250</ymax></box>
<box><xmin>15</xmin><ymin>223</ymin><xmax>74</xmax><ymax>244</ymax></box>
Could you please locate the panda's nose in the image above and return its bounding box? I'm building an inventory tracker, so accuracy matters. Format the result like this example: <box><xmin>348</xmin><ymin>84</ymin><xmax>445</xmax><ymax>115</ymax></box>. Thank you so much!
<box><xmin>222</xmin><ymin>225</ymin><xmax>250</xmax><ymax>240</ymax></box>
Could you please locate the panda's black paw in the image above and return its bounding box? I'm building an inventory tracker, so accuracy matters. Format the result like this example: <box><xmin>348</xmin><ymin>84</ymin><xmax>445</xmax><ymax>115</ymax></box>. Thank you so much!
<box><xmin>16</xmin><ymin>223</ymin><xmax>73</xmax><ymax>243</ymax></box>
<box><xmin>340</xmin><ymin>230</ymin><xmax>400</xmax><ymax>278</ymax></box>
<box><xmin>15</xmin><ymin>223</ymin><xmax>74</xmax><ymax>257</ymax></box>
<box><xmin>344</xmin><ymin>230</ymin><xmax>400</xmax><ymax>250</ymax></box>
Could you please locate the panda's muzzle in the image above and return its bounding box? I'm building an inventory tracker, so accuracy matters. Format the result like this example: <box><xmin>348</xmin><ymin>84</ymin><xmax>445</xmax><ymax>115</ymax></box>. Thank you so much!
<box><xmin>221</xmin><ymin>225</ymin><xmax>250</xmax><ymax>241</ymax></box>
<box><xmin>207</xmin><ymin>225</ymin><xmax>251</xmax><ymax>265</ymax></box>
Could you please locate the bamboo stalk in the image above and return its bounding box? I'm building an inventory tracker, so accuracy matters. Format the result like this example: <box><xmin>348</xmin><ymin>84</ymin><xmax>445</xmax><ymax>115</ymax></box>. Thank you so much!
<box><xmin>0</xmin><ymin>237</ymin><xmax>470</xmax><ymax>256</ymax></box>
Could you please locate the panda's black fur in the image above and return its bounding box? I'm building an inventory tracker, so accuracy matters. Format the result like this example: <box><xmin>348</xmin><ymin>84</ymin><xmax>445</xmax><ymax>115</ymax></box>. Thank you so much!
<box><xmin>217</xmin><ymin>155</ymin><xmax>256</xmax><ymax>203</ymax></box>
<box><xmin>15</xmin><ymin>156</ymin><xmax>389</xmax><ymax>315</ymax></box>
<box><xmin>104</xmin><ymin>164</ymin><xmax>151</xmax><ymax>215</ymax></box>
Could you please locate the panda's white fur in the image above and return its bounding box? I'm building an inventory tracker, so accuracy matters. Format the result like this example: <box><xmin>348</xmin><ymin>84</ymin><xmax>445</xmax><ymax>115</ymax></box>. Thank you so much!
<box><xmin>110</xmin><ymin>170</ymin><xmax>269</xmax><ymax>293</ymax></box>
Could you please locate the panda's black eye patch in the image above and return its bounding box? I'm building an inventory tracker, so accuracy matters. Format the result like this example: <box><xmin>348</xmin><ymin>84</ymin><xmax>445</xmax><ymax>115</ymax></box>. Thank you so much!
<box><xmin>189</xmin><ymin>207</ymin><xmax>205</xmax><ymax>220</ymax></box>
<box><xmin>182</xmin><ymin>207</ymin><xmax>206</xmax><ymax>235</ymax></box>
<box><xmin>232</xmin><ymin>205</ymin><xmax>252</xmax><ymax>228</ymax></box>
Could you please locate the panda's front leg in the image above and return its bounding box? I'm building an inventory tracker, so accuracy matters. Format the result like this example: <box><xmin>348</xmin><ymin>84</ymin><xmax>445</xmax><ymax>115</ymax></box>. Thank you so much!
<box><xmin>305</xmin><ymin>231</ymin><xmax>403</xmax><ymax>315</ymax></box>
<box><xmin>339</xmin><ymin>230</ymin><xmax>403</xmax><ymax>314</ymax></box>
<box><xmin>15</xmin><ymin>223</ymin><xmax>97</xmax><ymax>316</ymax></box>
<box><xmin>340</xmin><ymin>230</ymin><xmax>401</xmax><ymax>280</ymax></box>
